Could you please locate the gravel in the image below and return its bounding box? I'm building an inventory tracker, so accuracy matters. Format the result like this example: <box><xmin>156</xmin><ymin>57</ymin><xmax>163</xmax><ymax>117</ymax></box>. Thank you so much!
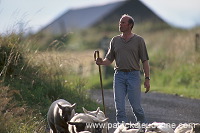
<box><xmin>89</xmin><ymin>89</ymin><xmax>200</xmax><ymax>132</ymax></box>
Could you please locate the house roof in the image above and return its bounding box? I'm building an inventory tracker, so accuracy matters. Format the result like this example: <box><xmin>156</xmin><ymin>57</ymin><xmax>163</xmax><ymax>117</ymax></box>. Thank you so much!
<box><xmin>40</xmin><ymin>0</ymin><xmax>165</xmax><ymax>35</ymax></box>
<box><xmin>40</xmin><ymin>1</ymin><xmax>124</xmax><ymax>35</ymax></box>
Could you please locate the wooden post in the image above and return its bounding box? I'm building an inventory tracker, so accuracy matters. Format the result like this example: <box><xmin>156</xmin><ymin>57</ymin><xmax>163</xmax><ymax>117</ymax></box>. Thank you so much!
<box><xmin>78</xmin><ymin>64</ymin><xmax>83</xmax><ymax>75</ymax></box>
<box><xmin>195</xmin><ymin>33</ymin><xmax>200</xmax><ymax>52</ymax></box>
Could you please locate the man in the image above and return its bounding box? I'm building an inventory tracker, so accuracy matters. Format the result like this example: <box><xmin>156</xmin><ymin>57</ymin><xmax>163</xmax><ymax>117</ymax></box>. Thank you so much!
<box><xmin>95</xmin><ymin>14</ymin><xmax>150</xmax><ymax>123</ymax></box>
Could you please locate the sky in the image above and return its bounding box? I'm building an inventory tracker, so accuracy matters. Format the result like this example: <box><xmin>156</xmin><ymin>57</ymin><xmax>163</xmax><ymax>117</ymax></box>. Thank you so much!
<box><xmin>0</xmin><ymin>0</ymin><xmax>200</xmax><ymax>34</ymax></box>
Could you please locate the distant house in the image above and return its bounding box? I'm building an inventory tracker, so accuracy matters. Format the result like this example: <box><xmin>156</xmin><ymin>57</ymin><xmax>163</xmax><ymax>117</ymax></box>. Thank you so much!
<box><xmin>40</xmin><ymin>0</ymin><xmax>166</xmax><ymax>36</ymax></box>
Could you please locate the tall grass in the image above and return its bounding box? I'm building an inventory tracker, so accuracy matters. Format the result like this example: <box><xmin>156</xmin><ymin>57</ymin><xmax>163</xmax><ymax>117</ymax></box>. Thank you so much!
<box><xmin>0</xmin><ymin>33</ymin><xmax>100</xmax><ymax>132</ymax></box>
<box><xmin>142</xmin><ymin>27</ymin><xmax>200</xmax><ymax>98</ymax></box>
<box><xmin>0</xmin><ymin>86</ymin><xmax>44</xmax><ymax>133</ymax></box>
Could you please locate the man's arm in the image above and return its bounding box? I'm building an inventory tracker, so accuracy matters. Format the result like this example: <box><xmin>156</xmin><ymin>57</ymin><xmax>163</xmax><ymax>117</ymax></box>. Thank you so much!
<box><xmin>96</xmin><ymin>58</ymin><xmax>112</xmax><ymax>66</ymax></box>
<box><xmin>143</xmin><ymin>60</ymin><xmax>150</xmax><ymax>93</ymax></box>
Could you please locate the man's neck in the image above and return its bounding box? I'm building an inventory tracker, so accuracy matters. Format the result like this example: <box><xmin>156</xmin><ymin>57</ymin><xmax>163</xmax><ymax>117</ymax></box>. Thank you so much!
<box><xmin>121</xmin><ymin>32</ymin><xmax>134</xmax><ymax>40</ymax></box>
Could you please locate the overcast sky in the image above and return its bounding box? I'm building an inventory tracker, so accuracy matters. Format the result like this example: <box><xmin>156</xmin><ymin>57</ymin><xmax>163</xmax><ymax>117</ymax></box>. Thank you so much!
<box><xmin>0</xmin><ymin>0</ymin><xmax>200</xmax><ymax>34</ymax></box>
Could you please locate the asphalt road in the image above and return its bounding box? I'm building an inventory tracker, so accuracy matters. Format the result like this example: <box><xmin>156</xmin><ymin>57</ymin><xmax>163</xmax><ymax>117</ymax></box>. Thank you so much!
<box><xmin>89</xmin><ymin>89</ymin><xmax>200</xmax><ymax>132</ymax></box>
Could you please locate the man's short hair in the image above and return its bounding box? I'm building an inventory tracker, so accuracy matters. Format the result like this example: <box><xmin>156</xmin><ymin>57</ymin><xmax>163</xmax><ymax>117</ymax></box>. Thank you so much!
<box><xmin>121</xmin><ymin>14</ymin><xmax>134</xmax><ymax>29</ymax></box>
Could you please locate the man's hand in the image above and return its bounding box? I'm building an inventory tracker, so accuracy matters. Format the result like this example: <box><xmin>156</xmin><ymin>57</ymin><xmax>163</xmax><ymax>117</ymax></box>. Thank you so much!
<box><xmin>96</xmin><ymin>58</ymin><xmax>103</xmax><ymax>65</ymax></box>
<box><xmin>142</xmin><ymin>60</ymin><xmax>150</xmax><ymax>93</ymax></box>
<box><xmin>144</xmin><ymin>79</ymin><xmax>150</xmax><ymax>93</ymax></box>
<box><xmin>95</xmin><ymin>58</ymin><xmax>112</xmax><ymax>66</ymax></box>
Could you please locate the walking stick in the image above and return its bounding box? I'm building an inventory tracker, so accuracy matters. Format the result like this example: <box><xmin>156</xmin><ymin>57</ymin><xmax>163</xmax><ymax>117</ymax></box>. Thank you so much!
<box><xmin>94</xmin><ymin>50</ymin><xmax>106</xmax><ymax>115</ymax></box>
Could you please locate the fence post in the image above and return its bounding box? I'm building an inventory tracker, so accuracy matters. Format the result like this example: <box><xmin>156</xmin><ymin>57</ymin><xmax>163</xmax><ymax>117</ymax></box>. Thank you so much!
<box><xmin>195</xmin><ymin>33</ymin><xmax>200</xmax><ymax>52</ymax></box>
<box><xmin>78</xmin><ymin>64</ymin><xmax>83</xmax><ymax>75</ymax></box>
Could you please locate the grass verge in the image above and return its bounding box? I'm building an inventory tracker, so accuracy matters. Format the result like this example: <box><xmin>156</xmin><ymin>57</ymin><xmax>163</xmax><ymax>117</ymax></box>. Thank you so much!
<box><xmin>0</xmin><ymin>33</ymin><xmax>100</xmax><ymax>132</ymax></box>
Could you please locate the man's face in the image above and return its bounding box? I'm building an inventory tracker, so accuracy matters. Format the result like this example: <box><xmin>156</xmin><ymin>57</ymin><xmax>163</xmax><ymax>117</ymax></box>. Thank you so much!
<box><xmin>119</xmin><ymin>17</ymin><xmax>131</xmax><ymax>32</ymax></box>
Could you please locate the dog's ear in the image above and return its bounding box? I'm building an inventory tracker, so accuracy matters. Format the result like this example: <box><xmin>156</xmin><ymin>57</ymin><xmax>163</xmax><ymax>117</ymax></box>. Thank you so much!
<box><xmin>57</xmin><ymin>103</ymin><xmax>64</xmax><ymax>110</ymax></box>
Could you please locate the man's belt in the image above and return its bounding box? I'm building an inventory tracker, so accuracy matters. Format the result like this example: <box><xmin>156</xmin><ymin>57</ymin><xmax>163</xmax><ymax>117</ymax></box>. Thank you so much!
<box><xmin>117</xmin><ymin>69</ymin><xmax>136</xmax><ymax>72</ymax></box>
